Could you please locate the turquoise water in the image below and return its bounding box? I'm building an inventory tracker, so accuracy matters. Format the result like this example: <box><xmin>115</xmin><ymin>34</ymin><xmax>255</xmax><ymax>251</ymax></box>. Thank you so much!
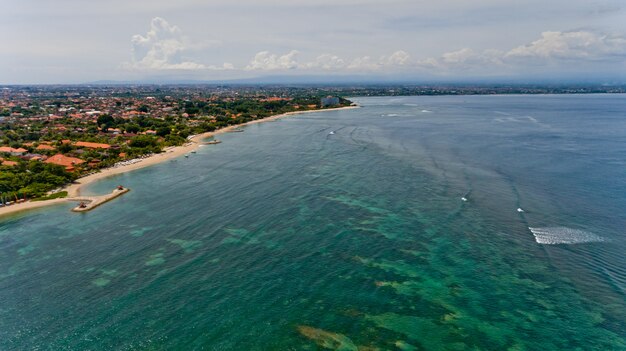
<box><xmin>1</xmin><ymin>95</ymin><xmax>625</xmax><ymax>350</ymax></box>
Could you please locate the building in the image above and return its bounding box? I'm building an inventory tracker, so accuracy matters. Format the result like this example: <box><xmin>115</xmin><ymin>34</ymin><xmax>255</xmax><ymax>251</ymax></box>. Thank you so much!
<box><xmin>75</xmin><ymin>141</ymin><xmax>111</xmax><ymax>149</ymax></box>
<box><xmin>36</xmin><ymin>144</ymin><xmax>55</xmax><ymax>151</ymax></box>
<box><xmin>44</xmin><ymin>154</ymin><xmax>85</xmax><ymax>172</ymax></box>
<box><xmin>0</xmin><ymin>146</ymin><xmax>28</xmax><ymax>155</ymax></box>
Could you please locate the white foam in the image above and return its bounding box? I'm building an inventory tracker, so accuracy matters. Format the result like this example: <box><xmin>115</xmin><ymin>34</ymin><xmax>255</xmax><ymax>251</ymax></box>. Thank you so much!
<box><xmin>529</xmin><ymin>227</ymin><xmax>605</xmax><ymax>245</ymax></box>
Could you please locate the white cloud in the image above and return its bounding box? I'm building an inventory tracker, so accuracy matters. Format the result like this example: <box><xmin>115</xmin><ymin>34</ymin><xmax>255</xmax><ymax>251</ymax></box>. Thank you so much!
<box><xmin>383</xmin><ymin>50</ymin><xmax>411</xmax><ymax>65</ymax></box>
<box><xmin>245</xmin><ymin>50</ymin><xmax>299</xmax><ymax>70</ymax></box>
<box><xmin>505</xmin><ymin>31</ymin><xmax>626</xmax><ymax>61</ymax></box>
<box><xmin>347</xmin><ymin>50</ymin><xmax>412</xmax><ymax>70</ymax></box>
<box><xmin>304</xmin><ymin>54</ymin><xmax>346</xmax><ymax>70</ymax></box>
<box><xmin>127</xmin><ymin>17</ymin><xmax>229</xmax><ymax>71</ymax></box>
<box><xmin>347</xmin><ymin>56</ymin><xmax>378</xmax><ymax>70</ymax></box>
<box><xmin>418</xmin><ymin>31</ymin><xmax>626</xmax><ymax>73</ymax></box>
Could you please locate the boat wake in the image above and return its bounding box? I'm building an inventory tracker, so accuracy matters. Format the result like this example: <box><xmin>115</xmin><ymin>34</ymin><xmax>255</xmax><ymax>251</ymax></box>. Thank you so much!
<box><xmin>529</xmin><ymin>227</ymin><xmax>605</xmax><ymax>245</ymax></box>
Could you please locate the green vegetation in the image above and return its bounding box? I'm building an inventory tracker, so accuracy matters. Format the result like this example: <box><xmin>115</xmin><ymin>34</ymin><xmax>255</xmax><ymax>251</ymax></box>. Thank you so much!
<box><xmin>31</xmin><ymin>191</ymin><xmax>68</xmax><ymax>202</ymax></box>
<box><xmin>0</xmin><ymin>161</ymin><xmax>74</xmax><ymax>201</ymax></box>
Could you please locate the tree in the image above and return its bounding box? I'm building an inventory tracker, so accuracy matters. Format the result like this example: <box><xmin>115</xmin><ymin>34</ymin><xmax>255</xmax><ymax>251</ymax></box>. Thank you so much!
<box><xmin>97</xmin><ymin>114</ymin><xmax>115</xmax><ymax>129</ymax></box>
<box><xmin>125</xmin><ymin>124</ymin><xmax>140</xmax><ymax>133</ymax></box>
<box><xmin>156</xmin><ymin>126</ymin><xmax>171</xmax><ymax>137</ymax></box>
<box><xmin>129</xmin><ymin>135</ymin><xmax>158</xmax><ymax>148</ymax></box>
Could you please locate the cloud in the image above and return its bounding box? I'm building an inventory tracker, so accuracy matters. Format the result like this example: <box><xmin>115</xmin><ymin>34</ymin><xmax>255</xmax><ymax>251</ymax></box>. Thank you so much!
<box><xmin>348</xmin><ymin>50</ymin><xmax>411</xmax><ymax>70</ymax></box>
<box><xmin>418</xmin><ymin>30</ymin><xmax>626</xmax><ymax>73</ymax></box>
<box><xmin>127</xmin><ymin>17</ymin><xmax>231</xmax><ymax>71</ymax></box>
<box><xmin>347</xmin><ymin>56</ymin><xmax>378</xmax><ymax>70</ymax></box>
<box><xmin>244</xmin><ymin>50</ymin><xmax>411</xmax><ymax>71</ymax></box>
<box><xmin>505</xmin><ymin>31</ymin><xmax>626</xmax><ymax>61</ymax></box>
<box><xmin>304</xmin><ymin>54</ymin><xmax>346</xmax><ymax>70</ymax></box>
<box><xmin>383</xmin><ymin>50</ymin><xmax>411</xmax><ymax>65</ymax></box>
<box><xmin>245</xmin><ymin>50</ymin><xmax>299</xmax><ymax>70</ymax></box>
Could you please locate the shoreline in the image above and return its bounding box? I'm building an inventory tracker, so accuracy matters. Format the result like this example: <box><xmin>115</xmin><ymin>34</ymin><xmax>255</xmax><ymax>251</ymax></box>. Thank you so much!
<box><xmin>0</xmin><ymin>105</ymin><xmax>359</xmax><ymax>218</ymax></box>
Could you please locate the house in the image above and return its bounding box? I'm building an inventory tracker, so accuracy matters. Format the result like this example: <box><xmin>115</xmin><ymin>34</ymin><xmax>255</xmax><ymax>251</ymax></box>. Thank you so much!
<box><xmin>75</xmin><ymin>141</ymin><xmax>111</xmax><ymax>149</ymax></box>
<box><xmin>36</xmin><ymin>144</ymin><xmax>56</xmax><ymax>151</ymax></box>
<box><xmin>44</xmin><ymin>154</ymin><xmax>85</xmax><ymax>172</ymax></box>
<box><xmin>0</xmin><ymin>146</ymin><xmax>28</xmax><ymax>155</ymax></box>
<box><xmin>2</xmin><ymin>160</ymin><xmax>18</xmax><ymax>167</ymax></box>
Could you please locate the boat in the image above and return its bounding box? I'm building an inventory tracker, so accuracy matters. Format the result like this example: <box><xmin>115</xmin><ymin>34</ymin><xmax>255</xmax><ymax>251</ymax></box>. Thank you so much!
<box><xmin>461</xmin><ymin>197</ymin><xmax>467</xmax><ymax>202</ymax></box>
<box><xmin>329</xmin><ymin>131</ymin><xmax>335</xmax><ymax>135</ymax></box>
<box><xmin>517</xmin><ymin>208</ymin><xmax>524</xmax><ymax>213</ymax></box>
<box><xmin>184</xmin><ymin>154</ymin><xmax>189</xmax><ymax>158</ymax></box>
<box><xmin>191</xmin><ymin>151</ymin><xmax>196</xmax><ymax>154</ymax></box>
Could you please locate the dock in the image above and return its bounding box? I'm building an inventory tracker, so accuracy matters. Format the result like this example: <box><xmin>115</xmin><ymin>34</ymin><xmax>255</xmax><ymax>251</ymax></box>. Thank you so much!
<box><xmin>70</xmin><ymin>187</ymin><xmax>130</xmax><ymax>212</ymax></box>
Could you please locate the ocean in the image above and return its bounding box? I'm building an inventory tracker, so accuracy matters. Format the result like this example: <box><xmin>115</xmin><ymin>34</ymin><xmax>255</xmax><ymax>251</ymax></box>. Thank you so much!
<box><xmin>1</xmin><ymin>95</ymin><xmax>625</xmax><ymax>350</ymax></box>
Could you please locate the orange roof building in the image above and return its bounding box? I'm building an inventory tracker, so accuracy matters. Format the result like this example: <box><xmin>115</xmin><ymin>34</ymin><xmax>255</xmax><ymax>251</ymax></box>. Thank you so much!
<box><xmin>44</xmin><ymin>154</ymin><xmax>84</xmax><ymax>171</ymax></box>
<box><xmin>36</xmin><ymin>144</ymin><xmax>56</xmax><ymax>151</ymax></box>
<box><xmin>2</xmin><ymin>160</ymin><xmax>18</xmax><ymax>167</ymax></box>
<box><xmin>0</xmin><ymin>146</ymin><xmax>28</xmax><ymax>154</ymax></box>
<box><xmin>75</xmin><ymin>141</ymin><xmax>111</xmax><ymax>149</ymax></box>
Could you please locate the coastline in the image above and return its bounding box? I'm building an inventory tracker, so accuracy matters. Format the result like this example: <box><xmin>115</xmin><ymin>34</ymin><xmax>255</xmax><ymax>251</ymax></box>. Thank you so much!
<box><xmin>0</xmin><ymin>105</ymin><xmax>359</xmax><ymax>218</ymax></box>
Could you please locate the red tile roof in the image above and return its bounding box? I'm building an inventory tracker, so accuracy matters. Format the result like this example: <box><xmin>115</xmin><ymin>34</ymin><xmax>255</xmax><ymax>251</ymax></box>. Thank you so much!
<box><xmin>0</xmin><ymin>146</ymin><xmax>27</xmax><ymax>153</ymax></box>
<box><xmin>75</xmin><ymin>141</ymin><xmax>111</xmax><ymax>149</ymax></box>
<box><xmin>44</xmin><ymin>154</ymin><xmax>84</xmax><ymax>169</ymax></box>
<box><xmin>36</xmin><ymin>144</ymin><xmax>55</xmax><ymax>151</ymax></box>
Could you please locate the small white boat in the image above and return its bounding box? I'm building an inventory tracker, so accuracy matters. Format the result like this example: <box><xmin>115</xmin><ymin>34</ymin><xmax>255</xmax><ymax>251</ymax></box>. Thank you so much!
<box><xmin>517</xmin><ymin>208</ymin><xmax>524</xmax><ymax>213</ymax></box>
<box><xmin>461</xmin><ymin>197</ymin><xmax>467</xmax><ymax>202</ymax></box>
<box><xmin>329</xmin><ymin>131</ymin><xmax>335</xmax><ymax>135</ymax></box>
<box><xmin>191</xmin><ymin>151</ymin><xmax>196</xmax><ymax>154</ymax></box>
<box><xmin>184</xmin><ymin>154</ymin><xmax>189</xmax><ymax>158</ymax></box>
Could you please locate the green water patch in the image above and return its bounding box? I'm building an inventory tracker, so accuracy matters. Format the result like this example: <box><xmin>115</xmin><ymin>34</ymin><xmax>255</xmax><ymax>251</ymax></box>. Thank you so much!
<box><xmin>297</xmin><ymin>326</ymin><xmax>358</xmax><ymax>351</ymax></box>
<box><xmin>324</xmin><ymin>195</ymin><xmax>388</xmax><ymax>215</ymax></box>
<box><xmin>129</xmin><ymin>226</ymin><xmax>153</xmax><ymax>237</ymax></box>
<box><xmin>145</xmin><ymin>252</ymin><xmax>166</xmax><ymax>266</ymax></box>
<box><xmin>221</xmin><ymin>227</ymin><xmax>279</xmax><ymax>249</ymax></box>
<box><xmin>357</xmin><ymin>213</ymin><xmax>410</xmax><ymax>241</ymax></box>
<box><xmin>222</xmin><ymin>228</ymin><xmax>261</xmax><ymax>245</ymax></box>
<box><xmin>357</xmin><ymin>217</ymin><xmax>626</xmax><ymax>350</ymax></box>
<box><xmin>100</xmin><ymin>269</ymin><xmax>118</xmax><ymax>277</ymax></box>
<box><xmin>166</xmin><ymin>239</ymin><xmax>201</xmax><ymax>253</ymax></box>
<box><xmin>394</xmin><ymin>340</ymin><xmax>418</xmax><ymax>351</ymax></box>
<box><xmin>91</xmin><ymin>269</ymin><xmax>118</xmax><ymax>287</ymax></box>
<box><xmin>92</xmin><ymin>277</ymin><xmax>111</xmax><ymax>287</ymax></box>
<box><xmin>17</xmin><ymin>244</ymin><xmax>35</xmax><ymax>256</ymax></box>
<box><xmin>365</xmin><ymin>313</ymin><xmax>461</xmax><ymax>351</ymax></box>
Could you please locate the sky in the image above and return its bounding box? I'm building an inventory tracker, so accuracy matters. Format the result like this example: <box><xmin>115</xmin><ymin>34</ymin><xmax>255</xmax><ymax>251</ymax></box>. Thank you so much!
<box><xmin>1</xmin><ymin>0</ymin><xmax>625</xmax><ymax>84</ymax></box>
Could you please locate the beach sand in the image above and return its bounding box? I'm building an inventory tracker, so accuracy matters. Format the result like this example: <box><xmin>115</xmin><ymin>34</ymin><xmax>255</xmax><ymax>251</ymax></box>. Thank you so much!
<box><xmin>0</xmin><ymin>105</ymin><xmax>359</xmax><ymax>218</ymax></box>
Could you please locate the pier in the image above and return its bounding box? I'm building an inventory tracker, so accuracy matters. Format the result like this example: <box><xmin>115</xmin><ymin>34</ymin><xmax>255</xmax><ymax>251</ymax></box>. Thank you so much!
<box><xmin>70</xmin><ymin>187</ymin><xmax>130</xmax><ymax>212</ymax></box>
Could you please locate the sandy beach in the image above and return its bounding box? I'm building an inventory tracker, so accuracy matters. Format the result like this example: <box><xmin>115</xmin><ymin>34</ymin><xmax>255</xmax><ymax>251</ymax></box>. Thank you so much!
<box><xmin>0</xmin><ymin>105</ymin><xmax>359</xmax><ymax>218</ymax></box>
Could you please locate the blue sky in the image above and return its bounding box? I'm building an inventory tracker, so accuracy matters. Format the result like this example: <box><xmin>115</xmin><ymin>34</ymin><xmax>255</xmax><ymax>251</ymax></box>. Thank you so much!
<box><xmin>1</xmin><ymin>0</ymin><xmax>625</xmax><ymax>83</ymax></box>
